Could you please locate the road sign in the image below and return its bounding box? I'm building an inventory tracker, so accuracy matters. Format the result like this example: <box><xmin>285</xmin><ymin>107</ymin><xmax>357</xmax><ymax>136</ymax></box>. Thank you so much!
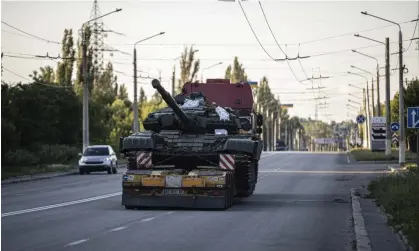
<box><xmin>407</xmin><ymin>107</ymin><xmax>419</xmax><ymax>129</ymax></box>
<box><xmin>371</xmin><ymin>116</ymin><xmax>386</xmax><ymax>151</ymax></box>
<box><xmin>390</xmin><ymin>122</ymin><xmax>400</xmax><ymax>132</ymax></box>
<box><xmin>392</xmin><ymin>133</ymin><xmax>399</xmax><ymax>147</ymax></box>
<box><xmin>356</xmin><ymin>114</ymin><xmax>365</xmax><ymax>124</ymax></box>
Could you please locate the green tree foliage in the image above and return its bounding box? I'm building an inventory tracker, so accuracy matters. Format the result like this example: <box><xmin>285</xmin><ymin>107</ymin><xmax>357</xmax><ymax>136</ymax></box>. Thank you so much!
<box><xmin>224</xmin><ymin>57</ymin><xmax>247</xmax><ymax>83</ymax></box>
<box><xmin>176</xmin><ymin>45</ymin><xmax>200</xmax><ymax>93</ymax></box>
<box><xmin>55</xmin><ymin>29</ymin><xmax>76</xmax><ymax>87</ymax></box>
<box><xmin>390</xmin><ymin>78</ymin><xmax>419</xmax><ymax>149</ymax></box>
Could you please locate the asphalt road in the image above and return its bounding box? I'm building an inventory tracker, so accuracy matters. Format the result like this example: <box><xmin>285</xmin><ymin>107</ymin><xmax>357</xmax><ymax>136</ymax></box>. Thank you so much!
<box><xmin>1</xmin><ymin>151</ymin><xmax>389</xmax><ymax>251</ymax></box>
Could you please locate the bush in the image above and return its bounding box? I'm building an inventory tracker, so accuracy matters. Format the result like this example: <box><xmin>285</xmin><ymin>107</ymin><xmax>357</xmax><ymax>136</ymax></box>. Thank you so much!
<box><xmin>368</xmin><ymin>171</ymin><xmax>419</xmax><ymax>250</ymax></box>
<box><xmin>2</xmin><ymin>144</ymin><xmax>80</xmax><ymax>166</ymax></box>
<box><xmin>37</xmin><ymin>144</ymin><xmax>79</xmax><ymax>165</ymax></box>
<box><xmin>3</xmin><ymin>149</ymin><xmax>39</xmax><ymax>166</ymax></box>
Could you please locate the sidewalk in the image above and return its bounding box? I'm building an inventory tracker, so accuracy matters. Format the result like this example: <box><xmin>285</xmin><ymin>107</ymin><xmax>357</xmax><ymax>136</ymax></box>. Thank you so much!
<box><xmin>352</xmin><ymin>188</ymin><xmax>410</xmax><ymax>251</ymax></box>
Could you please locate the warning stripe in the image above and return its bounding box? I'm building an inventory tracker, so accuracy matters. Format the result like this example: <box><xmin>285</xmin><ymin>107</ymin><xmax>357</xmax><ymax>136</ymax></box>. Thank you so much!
<box><xmin>219</xmin><ymin>154</ymin><xmax>235</xmax><ymax>170</ymax></box>
<box><xmin>136</xmin><ymin>151</ymin><xmax>153</xmax><ymax>168</ymax></box>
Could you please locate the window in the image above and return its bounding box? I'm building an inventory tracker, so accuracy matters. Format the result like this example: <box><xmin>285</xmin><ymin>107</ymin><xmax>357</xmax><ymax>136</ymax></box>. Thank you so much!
<box><xmin>83</xmin><ymin>147</ymin><xmax>109</xmax><ymax>156</ymax></box>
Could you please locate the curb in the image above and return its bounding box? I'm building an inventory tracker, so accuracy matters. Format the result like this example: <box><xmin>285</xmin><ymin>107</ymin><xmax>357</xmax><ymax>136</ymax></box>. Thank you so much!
<box><xmin>387</xmin><ymin>165</ymin><xmax>408</xmax><ymax>173</ymax></box>
<box><xmin>1</xmin><ymin>171</ymin><xmax>78</xmax><ymax>185</ymax></box>
<box><xmin>375</xmin><ymin>202</ymin><xmax>414</xmax><ymax>251</ymax></box>
<box><xmin>350</xmin><ymin>188</ymin><xmax>372</xmax><ymax>251</ymax></box>
<box><xmin>1</xmin><ymin>165</ymin><xmax>127</xmax><ymax>185</ymax></box>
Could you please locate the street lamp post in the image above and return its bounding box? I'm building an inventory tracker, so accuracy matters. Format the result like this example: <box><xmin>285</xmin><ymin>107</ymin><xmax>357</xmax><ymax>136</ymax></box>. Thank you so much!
<box><xmin>350</xmin><ymin>65</ymin><xmax>375</xmax><ymax>116</ymax></box>
<box><xmin>171</xmin><ymin>49</ymin><xmax>199</xmax><ymax>96</ymax></box>
<box><xmin>348</xmin><ymin>72</ymin><xmax>370</xmax><ymax>149</ymax></box>
<box><xmin>81</xmin><ymin>8</ymin><xmax>122</xmax><ymax>151</ymax></box>
<box><xmin>361</xmin><ymin>11</ymin><xmax>406</xmax><ymax>164</ymax></box>
<box><xmin>132</xmin><ymin>32</ymin><xmax>166</xmax><ymax>133</ymax></box>
<box><xmin>351</xmin><ymin>50</ymin><xmax>380</xmax><ymax>115</ymax></box>
<box><xmin>353</xmin><ymin>34</ymin><xmax>391</xmax><ymax>156</ymax></box>
<box><xmin>201</xmin><ymin>62</ymin><xmax>223</xmax><ymax>82</ymax></box>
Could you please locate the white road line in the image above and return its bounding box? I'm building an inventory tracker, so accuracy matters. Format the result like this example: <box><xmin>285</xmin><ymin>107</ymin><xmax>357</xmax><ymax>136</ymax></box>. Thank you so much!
<box><xmin>2</xmin><ymin>192</ymin><xmax>122</xmax><ymax>218</ymax></box>
<box><xmin>347</xmin><ymin>155</ymin><xmax>351</xmax><ymax>164</ymax></box>
<box><xmin>141</xmin><ymin>217</ymin><xmax>155</xmax><ymax>222</ymax></box>
<box><xmin>65</xmin><ymin>238</ymin><xmax>89</xmax><ymax>247</ymax></box>
<box><xmin>163</xmin><ymin>212</ymin><xmax>174</xmax><ymax>215</ymax></box>
<box><xmin>109</xmin><ymin>226</ymin><xmax>127</xmax><ymax>232</ymax></box>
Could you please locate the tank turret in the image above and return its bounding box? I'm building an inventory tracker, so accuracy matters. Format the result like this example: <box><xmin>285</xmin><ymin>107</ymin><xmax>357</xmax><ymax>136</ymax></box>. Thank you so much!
<box><xmin>142</xmin><ymin>79</ymin><xmax>241</xmax><ymax>134</ymax></box>
<box><xmin>151</xmin><ymin>79</ymin><xmax>191</xmax><ymax>127</ymax></box>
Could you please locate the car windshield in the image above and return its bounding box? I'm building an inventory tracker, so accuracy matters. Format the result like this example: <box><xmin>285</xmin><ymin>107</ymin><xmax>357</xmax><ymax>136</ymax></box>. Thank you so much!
<box><xmin>83</xmin><ymin>147</ymin><xmax>109</xmax><ymax>156</ymax></box>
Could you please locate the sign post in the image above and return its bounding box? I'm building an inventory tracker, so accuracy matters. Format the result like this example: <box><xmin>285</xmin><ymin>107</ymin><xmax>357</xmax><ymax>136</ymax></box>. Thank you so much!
<box><xmin>407</xmin><ymin>107</ymin><xmax>419</xmax><ymax>168</ymax></box>
<box><xmin>370</xmin><ymin>116</ymin><xmax>386</xmax><ymax>151</ymax></box>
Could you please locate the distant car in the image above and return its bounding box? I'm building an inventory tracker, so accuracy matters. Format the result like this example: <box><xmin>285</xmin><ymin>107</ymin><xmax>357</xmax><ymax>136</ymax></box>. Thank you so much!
<box><xmin>78</xmin><ymin>145</ymin><xmax>118</xmax><ymax>175</ymax></box>
<box><xmin>276</xmin><ymin>140</ymin><xmax>288</xmax><ymax>151</ymax></box>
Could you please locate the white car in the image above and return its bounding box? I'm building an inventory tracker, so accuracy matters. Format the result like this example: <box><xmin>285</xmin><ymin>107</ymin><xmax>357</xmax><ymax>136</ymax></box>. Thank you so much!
<box><xmin>78</xmin><ymin>145</ymin><xmax>118</xmax><ymax>175</ymax></box>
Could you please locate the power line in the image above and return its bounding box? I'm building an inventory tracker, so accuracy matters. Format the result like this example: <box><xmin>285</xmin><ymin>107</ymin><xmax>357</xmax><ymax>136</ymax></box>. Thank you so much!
<box><xmin>1</xmin><ymin>21</ymin><xmax>61</xmax><ymax>44</ymax></box>
<box><xmin>237</xmin><ymin>0</ymin><xmax>276</xmax><ymax>61</ymax></box>
<box><xmin>258</xmin><ymin>0</ymin><xmax>308</xmax><ymax>86</ymax></box>
<box><xmin>2</xmin><ymin>67</ymin><xmax>30</xmax><ymax>81</ymax></box>
<box><xmin>105</xmin><ymin>19</ymin><xmax>416</xmax><ymax>47</ymax></box>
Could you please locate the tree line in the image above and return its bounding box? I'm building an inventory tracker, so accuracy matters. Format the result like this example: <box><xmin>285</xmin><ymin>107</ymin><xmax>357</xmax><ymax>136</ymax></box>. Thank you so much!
<box><xmin>1</xmin><ymin>28</ymin><xmax>342</xmax><ymax>167</ymax></box>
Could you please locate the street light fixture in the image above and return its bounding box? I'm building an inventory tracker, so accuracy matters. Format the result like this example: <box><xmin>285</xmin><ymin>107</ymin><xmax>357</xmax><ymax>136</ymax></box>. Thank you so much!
<box><xmin>350</xmin><ymin>49</ymin><xmax>381</xmax><ymax>116</ymax></box>
<box><xmin>171</xmin><ymin>49</ymin><xmax>199</xmax><ymax>96</ymax></box>
<box><xmin>348</xmin><ymin>71</ymin><xmax>371</xmax><ymax>149</ymax></box>
<box><xmin>132</xmin><ymin>32</ymin><xmax>166</xmax><ymax>133</ymax></box>
<box><xmin>351</xmin><ymin>65</ymin><xmax>376</xmax><ymax>116</ymax></box>
<box><xmin>81</xmin><ymin>8</ymin><xmax>122</xmax><ymax>151</ymax></box>
<box><xmin>201</xmin><ymin>62</ymin><xmax>223</xmax><ymax>82</ymax></box>
<box><xmin>361</xmin><ymin>10</ymin><xmax>406</xmax><ymax>163</ymax></box>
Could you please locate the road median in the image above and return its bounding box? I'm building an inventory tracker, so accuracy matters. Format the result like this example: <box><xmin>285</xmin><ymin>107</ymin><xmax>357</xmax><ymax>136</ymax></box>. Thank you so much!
<box><xmin>349</xmin><ymin>149</ymin><xmax>417</xmax><ymax>163</ymax></box>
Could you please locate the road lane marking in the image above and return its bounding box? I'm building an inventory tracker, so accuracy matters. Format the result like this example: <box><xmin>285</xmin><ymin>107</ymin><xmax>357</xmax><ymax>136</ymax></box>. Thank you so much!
<box><xmin>141</xmin><ymin>217</ymin><xmax>155</xmax><ymax>222</ymax></box>
<box><xmin>2</xmin><ymin>192</ymin><xmax>122</xmax><ymax>218</ymax></box>
<box><xmin>163</xmin><ymin>212</ymin><xmax>174</xmax><ymax>215</ymax></box>
<box><xmin>65</xmin><ymin>238</ymin><xmax>89</xmax><ymax>247</ymax></box>
<box><xmin>347</xmin><ymin>155</ymin><xmax>351</xmax><ymax>164</ymax></box>
<box><xmin>109</xmin><ymin>226</ymin><xmax>127</xmax><ymax>232</ymax></box>
<box><xmin>259</xmin><ymin>170</ymin><xmax>389</xmax><ymax>174</ymax></box>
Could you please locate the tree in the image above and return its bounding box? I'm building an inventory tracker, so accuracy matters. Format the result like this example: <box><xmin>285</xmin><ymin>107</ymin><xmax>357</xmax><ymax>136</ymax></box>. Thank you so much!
<box><xmin>55</xmin><ymin>29</ymin><xmax>76</xmax><ymax>87</ymax></box>
<box><xmin>176</xmin><ymin>45</ymin><xmax>200</xmax><ymax>93</ymax></box>
<box><xmin>224</xmin><ymin>57</ymin><xmax>247</xmax><ymax>83</ymax></box>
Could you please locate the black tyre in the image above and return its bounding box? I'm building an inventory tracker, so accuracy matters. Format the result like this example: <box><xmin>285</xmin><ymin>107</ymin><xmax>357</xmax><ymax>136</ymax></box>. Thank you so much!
<box><xmin>107</xmin><ymin>167</ymin><xmax>112</xmax><ymax>174</ymax></box>
<box><xmin>112</xmin><ymin>167</ymin><xmax>117</xmax><ymax>174</ymax></box>
<box><xmin>125</xmin><ymin>205</ymin><xmax>135</xmax><ymax>210</ymax></box>
<box><xmin>79</xmin><ymin>168</ymin><xmax>85</xmax><ymax>175</ymax></box>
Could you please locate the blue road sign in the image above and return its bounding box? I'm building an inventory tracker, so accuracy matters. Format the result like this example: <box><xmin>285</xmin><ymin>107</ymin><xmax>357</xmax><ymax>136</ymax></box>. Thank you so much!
<box><xmin>356</xmin><ymin>114</ymin><xmax>365</xmax><ymax>124</ymax></box>
<box><xmin>407</xmin><ymin>107</ymin><xmax>419</xmax><ymax>129</ymax></box>
<box><xmin>390</xmin><ymin>122</ymin><xmax>400</xmax><ymax>132</ymax></box>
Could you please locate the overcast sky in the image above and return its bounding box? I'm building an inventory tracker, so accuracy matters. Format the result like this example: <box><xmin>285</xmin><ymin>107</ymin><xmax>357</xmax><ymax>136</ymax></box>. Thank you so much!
<box><xmin>1</xmin><ymin>0</ymin><xmax>418</xmax><ymax>123</ymax></box>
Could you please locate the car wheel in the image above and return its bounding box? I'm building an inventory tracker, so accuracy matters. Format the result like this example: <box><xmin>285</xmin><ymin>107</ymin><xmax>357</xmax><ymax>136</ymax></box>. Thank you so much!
<box><xmin>107</xmin><ymin>167</ymin><xmax>112</xmax><ymax>174</ymax></box>
<box><xmin>112</xmin><ymin>166</ymin><xmax>117</xmax><ymax>174</ymax></box>
<box><xmin>79</xmin><ymin>168</ymin><xmax>85</xmax><ymax>175</ymax></box>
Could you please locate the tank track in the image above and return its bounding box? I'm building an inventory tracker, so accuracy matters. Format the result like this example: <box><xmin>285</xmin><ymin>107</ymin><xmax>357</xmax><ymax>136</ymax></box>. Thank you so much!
<box><xmin>234</xmin><ymin>155</ymin><xmax>258</xmax><ymax>198</ymax></box>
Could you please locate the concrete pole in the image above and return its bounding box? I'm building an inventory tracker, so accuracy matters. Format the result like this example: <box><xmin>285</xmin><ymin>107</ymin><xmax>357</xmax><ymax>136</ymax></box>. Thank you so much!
<box><xmin>371</xmin><ymin>78</ymin><xmax>375</xmax><ymax>116</ymax></box>
<box><xmin>82</xmin><ymin>31</ymin><xmax>89</xmax><ymax>151</ymax></box>
<box><xmin>376</xmin><ymin>64</ymin><xmax>381</xmax><ymax>116</ymax></box>
<box><xmin>132</xmin><ymin>48</ymin><xmax>139</xmax><ymax>133</ymax></box>
<box><xmin>385</xmin><ymin>37</ymin><xmax>392</xmax><ymax>156</ymax></box>
<box><xmin>398</xmin><ymin>30</ymin><xmax>405</xmax><ymax>165</ymax></box>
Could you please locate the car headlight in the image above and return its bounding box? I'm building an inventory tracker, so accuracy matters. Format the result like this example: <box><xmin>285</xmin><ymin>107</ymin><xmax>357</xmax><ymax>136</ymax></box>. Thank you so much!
<box><xmin>80</xmin><ymin>157</ymin><xmax>87</xmax><ymax>163</ymax></box>
<box><xmin>101</xmin><ymin>157</ymin><xmax>111</xmax><ymax>162</ymax></box>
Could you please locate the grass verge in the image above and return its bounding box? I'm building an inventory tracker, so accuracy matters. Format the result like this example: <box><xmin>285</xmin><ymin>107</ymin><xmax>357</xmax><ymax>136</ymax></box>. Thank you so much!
<box><xmin>350</xmin><ymin>148</ymin><xmax>418</xmax><ymax>161</ymax></box>
<box><xmin>367</xmin><ymin>170</ymin><xmax>419</xmax><ymax>250</ymax></box>
<box><xmin>1</xmin><ymin>164</ymin><xmax>76</xmax><ymax>180</ymax></box>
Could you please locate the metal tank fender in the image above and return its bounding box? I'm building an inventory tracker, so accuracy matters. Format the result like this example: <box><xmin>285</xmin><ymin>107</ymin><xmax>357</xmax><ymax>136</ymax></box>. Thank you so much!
<box><xmin>119</xmin><ymin>132</ymin><xmax>165</xmax><ymax>153</ymax></box>
<box><xmin>222</xmin><ymin>138</ymin><xmax>262</xmax><ymax>159</ymax></box>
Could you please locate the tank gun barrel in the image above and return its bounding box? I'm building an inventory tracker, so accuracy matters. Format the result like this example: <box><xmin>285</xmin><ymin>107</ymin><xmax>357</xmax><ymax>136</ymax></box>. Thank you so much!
<box><xmin>151</xmin><ymin>79</ymin><xmax>191</xmax><ymax>125</ymax></box>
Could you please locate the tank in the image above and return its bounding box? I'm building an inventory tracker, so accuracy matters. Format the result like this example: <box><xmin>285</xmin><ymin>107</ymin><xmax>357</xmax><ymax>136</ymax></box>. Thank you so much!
<box><xmin>119</xmin><ymin>79</ymin><xmax>263</xmax><ymax>210</ymax></box>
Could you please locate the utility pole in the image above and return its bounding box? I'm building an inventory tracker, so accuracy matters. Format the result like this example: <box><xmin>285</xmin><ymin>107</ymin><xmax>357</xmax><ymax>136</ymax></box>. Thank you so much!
<box><xmin>398</xmin><ymin>29</ymin><xmax>405</xmax><ymax>165</ymax></box>
<box><xmin>385</xmin><ymin>37</ymin><xmax>391</xmax><ymax>156</ymax></box>
<box><xmin>132</xmin><ymin>32</ymin><xmax>165</xmax><ymax>133</ymax></box>
<box><xmin>371</xmin><ymin>78</ymin><xmax>375</xmax><ymax>116</ymax></box>
<box><xmin>81</xmin><ymin>8</ymin><xmax>122</xmax><ymax>151</ymax></box>
<box><xmin>133</xmin><ymin>48</ymin><xmax>138</xmax><ymax>133</ymax></box>
<box><xmin>376</xmin><ymin>64</ymin><xmax>381</xmax><ymax>116</ymax></box>
<box><xmin>82</xmin><ymin>31</ymin><xmax>89</xmax><ymax>151</ymax></box>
